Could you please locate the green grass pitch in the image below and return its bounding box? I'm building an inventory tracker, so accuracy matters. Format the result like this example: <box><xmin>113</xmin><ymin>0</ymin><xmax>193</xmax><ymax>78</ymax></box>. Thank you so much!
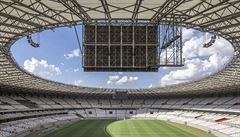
<box><xmin>26</xmin><ymin>119</ymin><xmax>215</xmax><ymax>137</ymax></box>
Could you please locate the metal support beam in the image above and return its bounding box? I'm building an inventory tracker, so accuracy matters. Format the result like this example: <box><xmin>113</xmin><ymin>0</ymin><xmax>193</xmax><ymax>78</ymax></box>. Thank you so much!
<box><xmin>0</xmin><ymin>12</ymin><xmax>42</xmax><ymax>28</ymax></box>
<box><xmin>0</xmin><ymin>30</ymin><xmax>21</xmax><ymax>36</ymax></box>
<box><xmin>0</xmin><ymin>22</ymin><xmax>31</xmax><ymax>31</ymax></box>
<box><xmin>0</xmin><ymin>36</ymin><xmax>12</xmax><ymax>39</ymax></box>
<box><xmin>11</xmin><ymin>0</ymin><xmax>69</xmax><ymax>23</ymax></box>
<box><xmin>0</xmin><ymin>0</ymin><xmax>52</xmax><ymax>25</ymax></box>
<box><xmin>132</xmin><ymin>0</ymin><xmax>142</xmax><ymax>20</ymax></box>
<box><xmin>0</xmin><ymin>41</ymin><xmax>8</xmax><ymax>43</ymax></box>
<box><xmin>151</xmin><ymin>0</ymin><xmax>185</xmax><ymax>22</ymax></box>
<box><xmin>186</xmin><ymin>1</ymin><xmax>240</xmax><ymax>26</ymax></box>
<box><xmin>217</xmin><ymin>23</ymin><xmax>240</xmax><ymax>31</ymax></box>
<box><xmin>225</xmin><ymin>30</ymin><xmax>240</xmax><ymax>35</ymax></box>
<box><xmin>183</xmin><ymin>0</ymin><xmax>230</xmax><ymax>22</ymax></box>
<box><xmin>57</xmin><ymin>0</ymin><xmax>92</xmax><ymax>22</ymax></box>
<box><xmin>108</xmin><ymin>4</ymin><xmax>135</xmax><ymax>13</ymax></box>
<box><xmin>100</xmin><ymin>0</ymin><xmax>111</xmax><ymax>21</ymax></box>
<box><xmin>200</xmin><ymin>12</ymin><xmax>240</xmax><ymax>28</ymax></box>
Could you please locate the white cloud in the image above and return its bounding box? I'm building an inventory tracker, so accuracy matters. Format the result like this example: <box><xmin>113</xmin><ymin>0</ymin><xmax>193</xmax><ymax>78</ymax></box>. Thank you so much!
<box><xmin>24</xmin><ymin>58</ymin><xmax>61</xmax><ymax>79</ymax></box>
<box><xmin>116</xmin><ymin>76</ymin><xmax>128</xmax><ymax>85</ymax></box>
<box><xmin>107</xmin><ymin>75</ymin><xmax>120</xmax><ymax>84</ymax></box>
<box><xmin>118</xmin><ymin>72</ymin><xmax>123</xmax><ymax>75</ymax></box>
<box><xmin>107</xmin><ymin>75</ymin><xmax>139</xmax><ymax>85</ymax></box>
<box><xmin>182</xmin><ymin>28</ymin><xmax>195</xmax><ymax>41</ymax></box>
<box><xmin>183</xmin><ymin>35</ymin><xmax>233</xmax><ymax>59</ymax></box>
<box><xmin>109</xmin><ymin>75</ymin><xmax>120</xmax><ymax>81</ymax></box>
<box><xmin>107</xmin><ymin>81</ymin><xmax>111</xmax><ymax>84</ymax></box>
<box><xmin>160</xmin><ymin>36</ymin><xmax>234</xmax><ymax>87</ymax></box>
<box><xmin>74</xmin><ymin>68</ymin><xmax>79</xmax><ymax>72</ymax></box>
<box><xmin>128</xmin><ymin>76</ymin><xmax>139</xmax><ymax>82</ymax></box>
<box><xmin>116</xmin><ymin>76</ymin><xmax>139</xmax><ymax>85</ymax></box>
<box><xmin>64</xmin><ymin>49</ymin><xmax>80</xmax><ymax>59</ymax></box>
<box><xmin>74</xmin><ymin>80</ymin><xmax>83</xmax><ymax>86</ymax></box>
<box><xmin>148</xmin><ymin>84</ymin><xmax>153</xmax><ymax>88</ymax></box>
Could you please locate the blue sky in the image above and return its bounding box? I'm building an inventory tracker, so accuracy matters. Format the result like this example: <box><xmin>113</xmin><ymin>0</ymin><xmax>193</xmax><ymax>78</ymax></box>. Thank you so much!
<box><xmin>11</xmin><ymin>25</ymin><xmax>234</xmax><ymax>89</ymax></box>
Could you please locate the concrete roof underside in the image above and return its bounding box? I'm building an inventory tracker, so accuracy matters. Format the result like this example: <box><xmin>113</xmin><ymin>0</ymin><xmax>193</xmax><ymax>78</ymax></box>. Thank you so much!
<box><xmin>0</xmin><ymin>0</ymin><xmax>240</xmax><ymax>98</ymax></box>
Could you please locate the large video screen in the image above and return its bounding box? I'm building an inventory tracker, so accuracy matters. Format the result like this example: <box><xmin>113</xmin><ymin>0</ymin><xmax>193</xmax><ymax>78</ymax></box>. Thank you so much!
<box><xmin>83</xmin><ymin>24</ymin><xmax>159</xmax><ymax>72</ymax></box>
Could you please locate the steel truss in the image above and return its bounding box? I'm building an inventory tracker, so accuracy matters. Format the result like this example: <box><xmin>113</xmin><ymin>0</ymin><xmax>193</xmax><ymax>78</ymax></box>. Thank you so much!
<box><xmin>159</xmin><ymin>18</ymin><xmax>183</xmax><ymax>67</ymax></box>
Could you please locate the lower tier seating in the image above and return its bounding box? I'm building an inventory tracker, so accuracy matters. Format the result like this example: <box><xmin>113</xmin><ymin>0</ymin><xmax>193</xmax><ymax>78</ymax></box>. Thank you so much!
<box><xmin>0</xmin><ymin>114</ymin><xmax>79</xmax><ymax>137</ymax></box>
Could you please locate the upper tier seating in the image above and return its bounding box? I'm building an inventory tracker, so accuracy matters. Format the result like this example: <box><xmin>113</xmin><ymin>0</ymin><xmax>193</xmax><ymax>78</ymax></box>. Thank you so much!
<box><xmin>0</xmin><ymin>95</ymin><xmax>239</xmax><ymax>113</ymax></box>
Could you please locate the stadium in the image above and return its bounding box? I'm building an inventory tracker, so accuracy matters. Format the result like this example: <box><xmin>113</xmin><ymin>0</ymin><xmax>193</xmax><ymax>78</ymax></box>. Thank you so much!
<box><xmin>0</xmin><ymin>0</ymin><xmax>240</xmax><ymax>137</ymax></box>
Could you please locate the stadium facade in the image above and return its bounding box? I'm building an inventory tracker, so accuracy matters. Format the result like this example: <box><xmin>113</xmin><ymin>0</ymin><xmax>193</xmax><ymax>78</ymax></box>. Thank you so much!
<box><xmin>0</xmin><ymin>0</ymin><xmax>240</xmax><ymax>137</ymax></box>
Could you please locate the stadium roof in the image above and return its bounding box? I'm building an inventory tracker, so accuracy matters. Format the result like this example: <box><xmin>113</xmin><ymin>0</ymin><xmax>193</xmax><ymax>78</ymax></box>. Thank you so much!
<box><xmin>0</xmin><ymin>0</ymin><xmax>240</xmax><ymax>98</ymax></box>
